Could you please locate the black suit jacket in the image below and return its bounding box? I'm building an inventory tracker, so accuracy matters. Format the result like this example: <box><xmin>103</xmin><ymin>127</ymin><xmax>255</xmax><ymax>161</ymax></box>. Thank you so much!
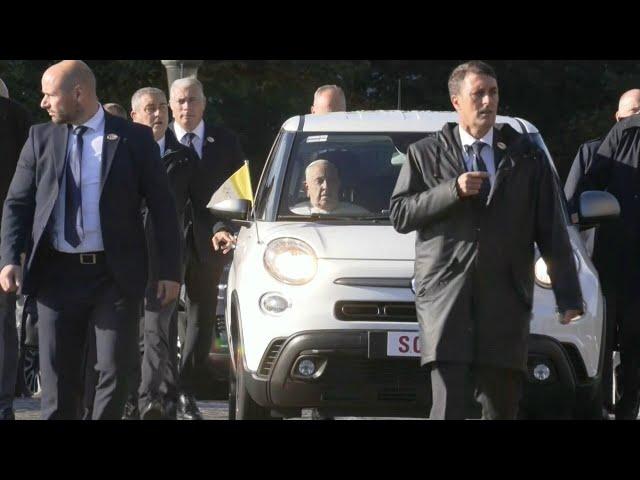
<box><xmin>0</xmin><ymin>110</ymin><xmax>182</xmax><ymax>298</ymax></box>
<box><xmin>0</xmin><ymin>97</ymin><xmax>31</xmax><ymax>207</ymax></box>
<box><xmin>144</xmin><ymin>128</ymin><xmax>196</xmax><ymax>282</ymax></box>
<box><xmin>169</xmin><ymin>121</ymin><xmax>244</xmax><ymax>263</ymax></box>
<box><xmin>390</xmin><ymin>123</ymin><xmax>582</xmax><ymax>371</ymax></box>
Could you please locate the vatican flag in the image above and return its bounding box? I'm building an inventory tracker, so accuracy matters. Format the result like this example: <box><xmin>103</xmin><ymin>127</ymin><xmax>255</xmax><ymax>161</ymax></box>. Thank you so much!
<box><xmin>207</xmin><ymin>160</ymin><xmax>254</xmax><ymax>208</ymax></box>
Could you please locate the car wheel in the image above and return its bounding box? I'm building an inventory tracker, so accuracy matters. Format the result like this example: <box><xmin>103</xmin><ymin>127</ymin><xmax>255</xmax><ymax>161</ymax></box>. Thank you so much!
<box><xmin>21</xmin><ymin>346</ymin><xmax>42</xmax><ymax>398</ymax></box>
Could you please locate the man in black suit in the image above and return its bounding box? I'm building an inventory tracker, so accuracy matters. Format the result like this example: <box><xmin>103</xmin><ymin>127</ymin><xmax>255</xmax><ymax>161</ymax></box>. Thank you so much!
<box><xmin>0</xmin><ymin>60</ymin><xmax>181</xmax><ymax>420</ymax></box>
<box><xmin>130</xmin><ymin>86</ymin><xmax>197</xmax><ymax>419</ymax></box>
<box><xmin>0</xmin><ymin>87</ymin><xmax>31</xmax><ymax>420</ymax></box>
<box><xmin>565</xmin><ymin>89</ymin><xmax>640</xmax><ymax>418</ymax></box>
<box><xmin>390</xmin><ymin>61</ymin><xmax>583</xmax><ymax>419</ymax></box>
<box><xmin>168</xmin><ymin>77</ymin><xmax>244</xmax><ymax>420</ymax></box>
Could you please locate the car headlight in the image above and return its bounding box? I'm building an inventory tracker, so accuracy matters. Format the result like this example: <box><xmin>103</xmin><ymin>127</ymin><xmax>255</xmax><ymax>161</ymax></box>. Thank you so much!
<box><xmin>534</xmin><ymin>253</ymin><xmax>581</xmax><ymax>289</ymax></box>
<box><xmin>264</xmin><ymin>238</ymin><xmax>317</xmax><ymax>285</ymax></box>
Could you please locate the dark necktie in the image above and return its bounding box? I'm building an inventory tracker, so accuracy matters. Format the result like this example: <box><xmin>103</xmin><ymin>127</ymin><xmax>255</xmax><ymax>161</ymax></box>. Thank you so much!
<box><xmin>467</xmin><ymin>141</ymin><xmax>490</xmax><ymax>203</ymax></box>
<box><xmin>65</xmin><ymin>125</ymin><xmax>88</xmax><ymax>247</ymax></box>
<box><xmin>184</xmin><ymin>132</ymin><xmax>199</xmax><ymax>158</ymax></box>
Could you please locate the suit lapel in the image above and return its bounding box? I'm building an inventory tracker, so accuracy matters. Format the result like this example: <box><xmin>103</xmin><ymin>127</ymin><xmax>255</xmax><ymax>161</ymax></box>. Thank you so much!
<box><xmin>53</xmin><ymin>124</ymin><xmax>70</xmax><ymax>186</ymax></box>
<box><xmin>100</xmin><ymin>112</ymin><xmax>121</xmax><ymax>195</ymax></box>
<box><xmin>487</xmin><ymin>126</ymin><xmax>514</xmax><ymax>204</ymax></box>
<box><xmin>439</xmin><ymin>123</ymin><xmax>465</xmax><ymax>176</ymax></box>
<box><xmin>201</xmin><ymin>122</ymin><xmax>214</xmax><ymax>162</ymax></box>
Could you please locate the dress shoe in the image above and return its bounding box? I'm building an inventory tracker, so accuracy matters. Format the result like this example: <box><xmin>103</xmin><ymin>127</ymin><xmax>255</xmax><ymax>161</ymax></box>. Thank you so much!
<box><xmin>140</xmin><ymin>399</ymin><xmax>165</xmax><ymax>420</ymax></box>
<box><xmin>178</xmin><ymin>393</ymin><xmax>203</xmax><ymax>420</ymax></box>
<box><xmin>122</xmin><ymin>399</ymin><xmax>140</xmax><ymax>420</ymax></box>
<box><xmin>0</xmin><ymin>408</ymin><xmax>15</xmax><ymax>420</ymax></box>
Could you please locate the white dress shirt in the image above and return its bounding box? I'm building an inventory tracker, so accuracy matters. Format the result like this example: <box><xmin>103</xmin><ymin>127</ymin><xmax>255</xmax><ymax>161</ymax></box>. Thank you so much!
<box><xmin>174</xmin><ymin>120</ymin><xmax>205</xmax><ymax>159</ymax></box>
<box><xmin>157</xmin><ymin>135</ymin><xmax>166</xmax><ymax>156</ymax></box>
<box><xmin>459</xmin><ymin>126</ymin><xmax>497</xmax><ymax>187</ymax></box>
<box><xmin>50</xmin><ymin>106</ymin><xmax>105</xmax><ymax>253</ymax></box>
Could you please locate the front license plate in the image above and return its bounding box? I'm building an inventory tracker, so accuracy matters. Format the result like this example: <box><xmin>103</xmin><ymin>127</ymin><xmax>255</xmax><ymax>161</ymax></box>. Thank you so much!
<box><xmin>387</xmin><ymin>331</ymin><xmax>421</xmax><ymax>357</ymax></box>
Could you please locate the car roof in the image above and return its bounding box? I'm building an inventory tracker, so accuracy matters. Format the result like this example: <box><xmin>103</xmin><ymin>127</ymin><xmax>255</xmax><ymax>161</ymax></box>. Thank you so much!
<box><xmin>282</xmin><ymin>110</ymin><xmax>539</xmax><ymax>134</ymax></box>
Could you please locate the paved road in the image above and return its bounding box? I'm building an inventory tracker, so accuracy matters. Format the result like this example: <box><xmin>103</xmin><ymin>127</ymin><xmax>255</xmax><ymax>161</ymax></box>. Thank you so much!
<box><xmin>13</xmin><ymin>397</ymin><xmax>424</xmax><ymax>420</ymax></box>
<box><xmin>13</xmin><ymin>397</ymin><xmax>323</xmax><ymax>420</ymax></box>
<box><xmin>13</xmin><ymin>396</ymin><xmax>625</xmax><ymax>420</ymax></box>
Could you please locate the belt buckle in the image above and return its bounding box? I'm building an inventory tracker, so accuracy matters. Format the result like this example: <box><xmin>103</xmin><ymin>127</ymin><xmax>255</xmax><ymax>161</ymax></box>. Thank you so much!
<box><xmin>80</xmin><ymin>253</ymin><xmax>97</xmax><ymax>265</ymax></box>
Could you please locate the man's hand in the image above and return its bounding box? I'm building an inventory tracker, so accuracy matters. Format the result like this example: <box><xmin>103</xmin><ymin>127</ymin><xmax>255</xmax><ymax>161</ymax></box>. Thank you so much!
<box><xmin>212</xmin><ymin>231</ymin><xmax>237</xmax><ymax>254</ymax></box>
<box><xmin>559</xmin><ymin>309</ymin><xmax>583</xmax><ymax>325</ymax></box>
<box><xmin>457</xmin><ymin>172</ymin><xmax>490</xmax><ymax>198</ymax></box>
<box><xmin>0</xmin><ymin>265</ymin><xmax>22</xmax><ymax>293</ymax></box>
<box><xmin>156</xmin><ymin>280</ymin><xmax>180</xmax><ymax>307</ymax></box>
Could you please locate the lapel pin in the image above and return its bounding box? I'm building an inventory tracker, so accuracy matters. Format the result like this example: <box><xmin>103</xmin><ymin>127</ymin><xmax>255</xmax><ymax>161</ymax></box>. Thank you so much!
<box><xmin>497</xmin><ymin>142</ymin><xmax>506</xmax><ymax>150</ymax></box>
<box><xmin>107</xmin><ymin>133</ymin><xmax>118</xmax><ymax>141</ymax></box>
<box><xmin>207</xmin><ymin>136</ymin><xmax>215</xmax><ymax>143</ymax></box>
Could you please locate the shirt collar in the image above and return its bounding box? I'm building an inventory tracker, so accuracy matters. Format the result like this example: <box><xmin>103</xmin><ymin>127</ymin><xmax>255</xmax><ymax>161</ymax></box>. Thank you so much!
<box><xmin>174</xmin><ymin>119</ymin><xmax>205</xmax><ymax>144</ymax></box>
<box><xmin>157</xmin><ymin>135</ymin><xmax>166</xmax><ymax>155</ymax></box>
<box><xmin>73</xmin><ymin>105</ymin><xmax>104</xmax><ymax>133</ymax></box>
<box><xmin>459</xmin><ymin>125</ymin><xmax>493</xmax><ymax>151</ymax></box>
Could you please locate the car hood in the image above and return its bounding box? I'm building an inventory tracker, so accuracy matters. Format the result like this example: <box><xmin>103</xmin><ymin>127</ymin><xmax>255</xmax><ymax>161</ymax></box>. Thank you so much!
<box><xmin>258</xmin><ymin>222</ymin><xmax>416</xmax><ymax>261</ymax></box>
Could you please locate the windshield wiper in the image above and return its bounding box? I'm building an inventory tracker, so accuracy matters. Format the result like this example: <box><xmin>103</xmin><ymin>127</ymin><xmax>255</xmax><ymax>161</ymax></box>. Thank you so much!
<box><xmin>276</xmin><ymin>214</ymin><xmax>389</xmax><ymax>222</ymax></box>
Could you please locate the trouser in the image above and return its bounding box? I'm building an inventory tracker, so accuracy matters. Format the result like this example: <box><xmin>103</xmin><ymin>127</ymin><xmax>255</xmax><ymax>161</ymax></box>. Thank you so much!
<box><xmin>615</xmin><ymin>296</ymin><xmax>640</xmax><ymax>419</ymax></box>
<box><xmin>138</xmin><ymin>281</ymin><xmax>179</xmax><ymax>409</ymax></box>
<box><xmin>0</xmin><ymin>289</ymin><xmax>18</xmax><ymax>412</ymax></box>
<box><xmin>429</xmin><ymin>362</ymin><xmax>523</xmax><ymax>420</ymax></box>
<box><xmin>179</xmin><ymin>252</ymin><xmax>225</xmax><ymax>395</ymax></box>
<box><xmin>36</xmin><ymin>250</ymin><xmax>139</xmax><ymax>420</ymax></box>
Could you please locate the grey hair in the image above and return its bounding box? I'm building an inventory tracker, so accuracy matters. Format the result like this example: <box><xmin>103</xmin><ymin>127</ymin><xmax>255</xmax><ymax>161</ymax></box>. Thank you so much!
<box><xmin>448</xmin><ymin>61</ymin><xmax>497</xmax><ymax>97</ymax></box>
<box><xmin>103</xmin><ymin>103</ymin><xmax>128</xmax><ymax>119</ymax></box>
<box><xmin>0</xmin><ymin>78</ymin><xmax>8</xmax><ymax>98</ymax></box>
<box><xmin>313</xmin><ymin>84</ymin><xmax>346</xmax><ymax>110</ymax></box>
<box><xmin>170</xmin><ymin>77</ymin><xmax>205</xmax><ymax>101</ymax></box>
<box><xmin>131</xmin><ymin>87</ymin><xmax>167</xmax><ymax>111</ymax></box>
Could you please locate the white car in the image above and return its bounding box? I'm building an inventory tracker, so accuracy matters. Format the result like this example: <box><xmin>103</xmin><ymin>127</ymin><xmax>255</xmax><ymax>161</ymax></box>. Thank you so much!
<box><xmin>211</xmin><ymin>111</ymin><xmax>619</xmax><ymax>419</ymax></box>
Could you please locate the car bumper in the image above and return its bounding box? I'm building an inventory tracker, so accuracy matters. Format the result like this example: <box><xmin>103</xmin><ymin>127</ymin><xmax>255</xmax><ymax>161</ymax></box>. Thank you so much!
<box><xmin>241</xmin><ymin>330</ymin><xmax>598</xmax><ymax>418</ymax></box>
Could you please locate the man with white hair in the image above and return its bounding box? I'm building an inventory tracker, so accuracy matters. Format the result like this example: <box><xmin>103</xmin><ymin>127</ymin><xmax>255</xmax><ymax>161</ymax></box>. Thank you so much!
<box><xmin>291</xmin><ymin>159</ymin><xmax>368</xmax><ymax>215</ymax></box>
<box><xmin>168</xmin><ymin>76</ymin><xmax>245</xmax><ymax>420</ymax></box>
<box><xmin>311</xmin><ymin>85</ymin><xmax>346</xmax><ymax>114</ymax></box>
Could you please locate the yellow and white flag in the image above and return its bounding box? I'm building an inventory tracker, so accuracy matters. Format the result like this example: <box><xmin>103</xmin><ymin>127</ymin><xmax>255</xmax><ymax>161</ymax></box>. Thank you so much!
<box><xmin>207</xmin><ymin>161</ymin><xmax>254</xmax><ymax>208</ymax></box>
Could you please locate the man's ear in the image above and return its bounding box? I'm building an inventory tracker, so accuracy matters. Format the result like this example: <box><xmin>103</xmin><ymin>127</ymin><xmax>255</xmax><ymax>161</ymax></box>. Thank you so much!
<box><xmin>451</xmin><ymin>95</ymin><xmax>460</xmax><ymax>113</ymax></box>
<box><xmin>130</xmin><ymin>110</ymin><xmax>137</xmax><ymax>121</ymax></box>
<box><xmin>303</xmin><ymin>181</ymin><xmax>310</xmax><ymax>197</ymax></box>
<box><xmin>310</xmin><ymin>105</ymin><xmax>316</xmax><ymax>114</ymax></box>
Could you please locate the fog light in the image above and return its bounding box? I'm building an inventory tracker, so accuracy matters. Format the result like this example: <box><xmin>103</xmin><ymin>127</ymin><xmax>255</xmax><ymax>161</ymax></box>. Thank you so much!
<box><xmin>533</xmin><ymin>364</ymin><xmax>551</xmax><ymax>381</ymax></box>
<box><xmin>297</xmin><ymin>359</ymin><xmax>316</xmax><ymax>377</ymax></box>
<box><xmin>259</xmin><ymin>293</ymin><xmax>290</xmax><ymax>315</ymax></box>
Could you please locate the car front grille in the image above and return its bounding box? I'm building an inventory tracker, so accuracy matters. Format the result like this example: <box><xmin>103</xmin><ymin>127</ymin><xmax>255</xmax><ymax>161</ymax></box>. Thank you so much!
<box><xmin>258</xmin><ymin>338</ymin><xmax>287</xmax><ymax>377</ymax></box>
<box><xmin>334</xmin><ymin>301</ymin><xmax>417</xmax><ymax>322</ymax></box>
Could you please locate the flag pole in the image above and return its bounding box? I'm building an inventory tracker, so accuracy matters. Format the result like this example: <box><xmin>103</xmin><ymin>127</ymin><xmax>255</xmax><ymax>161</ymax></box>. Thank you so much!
<box><xmin>245</xmin><ymin>159</ymin><xmax>261</xmax><ymax>245</ymax></box>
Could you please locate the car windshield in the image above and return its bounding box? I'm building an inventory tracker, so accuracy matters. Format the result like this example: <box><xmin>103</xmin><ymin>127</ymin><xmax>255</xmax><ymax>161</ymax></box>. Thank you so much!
<box><xmin>278</xmin><ymin>132</ymin><xmax>429</xmax><ymax>221</ymax></box>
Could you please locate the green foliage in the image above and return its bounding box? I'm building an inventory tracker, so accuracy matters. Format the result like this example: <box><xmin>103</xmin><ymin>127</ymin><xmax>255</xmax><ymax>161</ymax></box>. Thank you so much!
<box><xmin>3</xmin><ymin>60</ymin><xmax>640</xmax><ymax>184</ymax></box>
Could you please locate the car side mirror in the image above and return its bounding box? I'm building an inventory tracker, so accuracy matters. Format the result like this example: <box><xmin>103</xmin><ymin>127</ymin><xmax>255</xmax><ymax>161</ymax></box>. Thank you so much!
<box><xmin>208</xmin><ymin>199</ymin><xmax>252</xmax><ymax>227</ymax></box>
<box><xmin>578</xmin><ymin>191</ymin><xmax>620</xmax><ymax>230</ymax></box>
